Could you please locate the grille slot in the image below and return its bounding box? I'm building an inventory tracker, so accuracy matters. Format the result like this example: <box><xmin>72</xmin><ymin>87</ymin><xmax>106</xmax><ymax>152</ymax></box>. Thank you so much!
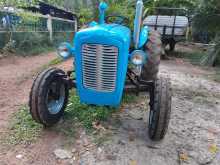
<box><xmin>82</xmin><ymin>44</ymin><xmax>118</xmax><ymax>92</ymax></box>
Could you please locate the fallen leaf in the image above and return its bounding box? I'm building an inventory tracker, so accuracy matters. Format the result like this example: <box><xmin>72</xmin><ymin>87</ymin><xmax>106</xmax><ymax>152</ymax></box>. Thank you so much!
<box><xmin>92</xmin><ymin>122</ymin><xmax>106</xmax><ymax>131</ymax></box>
<box><xmin>209</xmin><ymin>144</ymin><xmax>218</xmax><ymax>154</ymax></box>
<box><xmin>179</xmin><ymin>152</ymin><xmax>189</xmax><ymax>162</ymax></box>
<box><xmin>130</xmin><ymin>160</ymin><xmax>137</xmax><ymax>165</ymax></box>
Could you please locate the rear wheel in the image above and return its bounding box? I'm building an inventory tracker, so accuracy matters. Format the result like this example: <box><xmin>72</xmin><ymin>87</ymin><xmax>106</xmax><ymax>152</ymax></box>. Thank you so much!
<box><xmin>29</xmin><ymin>68</ymin><xmax>69</xmax><ymax>127</ymax></box>
<box><xmin>148</xmin><ymin>77</ymin><xmax>172</xmax><ymax>141</ymax></box>
<box><xmin>141</xmin><ymin>30</ymin><xmax>162</xmax><ymax>81</ymax></box>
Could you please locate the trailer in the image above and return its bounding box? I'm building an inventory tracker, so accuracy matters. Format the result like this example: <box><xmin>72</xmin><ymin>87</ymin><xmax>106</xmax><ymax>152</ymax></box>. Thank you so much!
<box><xmin>144</xmin><ymin>7</ymin><xmax>189</xmax><ymax>52</ymax></box>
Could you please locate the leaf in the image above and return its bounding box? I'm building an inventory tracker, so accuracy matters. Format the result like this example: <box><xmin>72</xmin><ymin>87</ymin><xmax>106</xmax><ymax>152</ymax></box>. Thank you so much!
<box><xmin>209</xmin><ymin>144</ymin><xmax>218</xmax><ymax>154</ymax></box>
<box><xmin>179</xmin><ymin>152</ymin><xmax>189</xmax><ymax>162</ymax></box>
<box><xmin>130</xmin><ymin>160</ymin><xmax>137</xmax><ymax>165</ymax></box>
<box><xmin>92</xmin><ymin>122</ymin><xmax>106</xmax><ymax>131</ymax></box>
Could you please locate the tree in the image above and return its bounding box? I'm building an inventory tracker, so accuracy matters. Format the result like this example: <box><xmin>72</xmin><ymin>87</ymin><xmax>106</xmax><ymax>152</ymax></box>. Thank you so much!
<box><xmin>194</xmin><ymin>0</ymin><xmax>220</xmax><ymax>66</ymax></box>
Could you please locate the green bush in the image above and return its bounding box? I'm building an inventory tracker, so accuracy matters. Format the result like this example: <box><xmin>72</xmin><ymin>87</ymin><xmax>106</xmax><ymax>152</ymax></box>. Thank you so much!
<box><xmin>79</xmin><ymin>8</ymin><xmax>94</xmax><ymax>25</ymax></box>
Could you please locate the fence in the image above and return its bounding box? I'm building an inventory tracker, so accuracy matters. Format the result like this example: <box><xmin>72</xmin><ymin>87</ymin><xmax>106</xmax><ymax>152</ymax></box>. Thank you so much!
<box><xmin>0</xmin><ymin>10</ymin><xmax>77</xmax><ymax>55</ymax></box>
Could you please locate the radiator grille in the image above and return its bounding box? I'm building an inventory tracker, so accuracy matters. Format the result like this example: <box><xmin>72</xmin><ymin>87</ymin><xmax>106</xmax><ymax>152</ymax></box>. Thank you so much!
<box><xmin>82</xmin><ymin>44</ymin><xmax>118</xmax><ymax>92</ymax></box>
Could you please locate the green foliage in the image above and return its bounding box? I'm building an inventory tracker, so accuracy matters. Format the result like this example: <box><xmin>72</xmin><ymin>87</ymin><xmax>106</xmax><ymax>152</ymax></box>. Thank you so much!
<box><xmin>14</xmin><ymin>32</ymin><xmax>53</xmax><ymax>55</ymax></box>
<box><xmin>77</xmin><ymin>0</ymin><xmax>135</xmax><ymax>29</ymax></box>
<box><xmin>106</xmin><ymin>1</ymin><xmax>135</xmax><ymax>29</ymax></box>
<box><xmin>175</xmin><ymin>50</ymin><xmax>205</xmax><ymax>65</ymax></box>
<box><xmin>17</xmin><ymin>11</ymin><xmax>40</xmax><ymax>24</ymax></box>
<box><xmin>0</xmin><ymin>0</ymin><xmax>37</xmax><ymax>7</ymax></box>
<box><xmin>193</xmin><ymin>0</ymin><xmax>220</xmax><ymax>65</ymax></box>
<box><xmin>122</xmin><ymin>94</ymin><xmax>138</xmax><ymax>104</ymax></box>
<box><xmin>48</xmin><ymin>57</ymin><xmax>63</xmax><ymax>65</ymax></box>
<box><xmin>1</xmin><ymin>32</ymin><xmax>54</xmax><ymax>56</ymax></box>
<box><xmin>193</xmin><ymin>0</ymin><xmax>220</xmax><ymax>37</ymax></box>
<box><xmin>144</xmin><ymin>0</ymin><xmax>198</xmax><ymax>15</ymax></box>
<box><xmin>0</xmin><ymin>11</ymin><xmax>74</xmax><ymax>55</ymax></box>
<box><xmin>144</xmin><ymin>0</ymin><xmax>197</xmax><ymax>9</ymax></box>
<box><xmin>79</xmin><ymin>8</ymin><xmax>94</xmax><ymax>25</ymax></box>
<box><xmin>65</xmin><ymin>90</ymin><xmax>116</xmax><ymax>129</ymax></box>
<box><xmin>3</xmin><ymin>84</ymin><xmax>139</xmax><ymax>145</ymax></box>
<box><xmin>2</xmin><ymin>39</ymin><xmax>16</xmax><ymax>53</ymax></box>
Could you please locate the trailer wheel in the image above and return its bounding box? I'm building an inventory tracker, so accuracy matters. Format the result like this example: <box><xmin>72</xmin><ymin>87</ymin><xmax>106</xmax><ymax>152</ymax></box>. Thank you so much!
<box><xmin>29</xmin><ymin>68</ymin><xmax>69</xmax><ymax>127</ymax></box>
<box><xmin>169</xmin><ymin>39</ymin><xmax>176</xmax><ymax>52</ymax></box>
<box><xmin>148</xmin><ymin>77</ymin><xmax>172</xmax><ymax>141</ymax></box>
<box><xmin>141</xmin><ymin>30</ymin><xmax>162</xmax><ymax>81</ymax></box>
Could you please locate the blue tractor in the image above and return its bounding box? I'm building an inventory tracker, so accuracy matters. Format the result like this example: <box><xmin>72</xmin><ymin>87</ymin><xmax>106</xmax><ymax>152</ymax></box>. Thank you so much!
<box><xmin>29</xmin><ymin>0</ymin><xmax>172</xmax><ymax>141</ymax></box>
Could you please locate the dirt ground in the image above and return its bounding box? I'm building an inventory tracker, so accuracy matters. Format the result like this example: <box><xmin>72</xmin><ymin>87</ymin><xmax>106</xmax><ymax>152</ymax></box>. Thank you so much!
<box><xmin>0</xmin><ymin>51</ymin><xmax>220</xmax><ymax>165</ymax></box>
<box><xmin>0</xmin><ymin>53</ymin><xmax>57</xmax><ymax>132</ymax></box>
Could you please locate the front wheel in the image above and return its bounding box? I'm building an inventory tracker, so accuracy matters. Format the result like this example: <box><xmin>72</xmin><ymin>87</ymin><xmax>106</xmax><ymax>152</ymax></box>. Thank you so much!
<box><xmin>148</xmin><ymin>77</ymin><xmax>172</xmax><ymax>141</ymax></box>
<box><xmin>29</xmin><ymin>68</ymin><xmax>69</xmax><ymax>127</ymax></box>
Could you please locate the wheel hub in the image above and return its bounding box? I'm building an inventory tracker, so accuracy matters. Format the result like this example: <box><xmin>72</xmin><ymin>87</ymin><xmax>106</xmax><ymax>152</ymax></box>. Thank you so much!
<box><xmin>46</xmin><ymin>82</ymin><xmax>65</xmax><ymax>115</ymax></box>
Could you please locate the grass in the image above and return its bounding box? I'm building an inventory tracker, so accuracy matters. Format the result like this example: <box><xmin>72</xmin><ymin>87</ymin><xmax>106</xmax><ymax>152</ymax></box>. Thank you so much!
<box><xmin>18</xmin><ymin>47</ymin><xmax>55</xmax><ymax>56</ymax></box>
<box><xmin>48</xmin><ymin>57</ymin><xmax>63</xmax><ymax>66</ymax></box>
<box><xmin>65</xmin><ymin>90</ymin><xmax>117</xmax><ymax>130</ymax></box>
<box><xmin>122</xmin><ymin>93</ymin><xmax>138</xmax><ymax>104</ymax></box>
<box><xmin>6</xmin><ymin>105</ymin><xmax>43</xmax><ymax>145</ymax></box>
<box><xmin>4</xmin><ymin>90</ymin><xmax>120</xmax><ymax>145</ymax></box>
<box><xmin>174</xmin><ymin>50</ymin><xmax>205</xmax><ymax>65</ymax></box>
<box><xmin>40</xmin><ymin>56</ymin><xmax>63</xmax><ymax>71</ymax></box>
<box><xmin>5</xmin><ymin>78</ymin><xmax>139</xmax><ymax>146</ymax></box>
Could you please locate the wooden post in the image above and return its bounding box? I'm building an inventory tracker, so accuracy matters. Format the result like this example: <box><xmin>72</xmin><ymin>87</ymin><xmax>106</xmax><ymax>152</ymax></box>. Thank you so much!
<box><xmin>47</xmin><ymin>15</ymin><xmax>53</xmax><ymax>42</ymax></box>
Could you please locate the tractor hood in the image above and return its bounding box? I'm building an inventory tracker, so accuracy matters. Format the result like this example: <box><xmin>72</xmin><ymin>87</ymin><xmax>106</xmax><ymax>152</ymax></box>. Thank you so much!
<box><xmin>74</xmin><ymin>24</ymin><xmax>131</xmax><ymax>45</ymax></box>
<box><xmin>73</xmin><ymin>24</ymin><xmax>131</xmax><ymax>106</ymax></box>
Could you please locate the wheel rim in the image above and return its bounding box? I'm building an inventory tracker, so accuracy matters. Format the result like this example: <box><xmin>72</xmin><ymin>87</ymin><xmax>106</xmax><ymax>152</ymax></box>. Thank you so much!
<box><xmin>46</xmin><ymin>81</ymin><xmax>65</xmax><ymax>115</ymax></box>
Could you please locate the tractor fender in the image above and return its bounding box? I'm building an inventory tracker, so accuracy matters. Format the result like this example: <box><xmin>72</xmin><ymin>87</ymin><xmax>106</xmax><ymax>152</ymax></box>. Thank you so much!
<box><xmin>138</xmin><ymin>26</ymin><xmax>149</xmax><ymax>48</ymax></box>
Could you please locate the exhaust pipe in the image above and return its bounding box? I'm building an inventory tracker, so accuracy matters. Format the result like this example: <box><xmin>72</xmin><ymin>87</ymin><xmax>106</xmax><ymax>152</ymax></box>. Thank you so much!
<box><xmin>133</xmin><ymin>0</ymin><xmax>144</xmax><ymax>49</ymax></box>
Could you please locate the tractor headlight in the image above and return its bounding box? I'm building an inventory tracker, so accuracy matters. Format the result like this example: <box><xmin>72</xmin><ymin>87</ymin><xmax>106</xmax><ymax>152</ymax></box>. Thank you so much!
<box><xmin>57</xmin><ymin>42</ymin><xmax>74</xmax><ymax>59</ymax></box>
<box><xmin>130</xmin><ymin>50</ymin><xmax>147</xmax><ymax>66</ymax></box>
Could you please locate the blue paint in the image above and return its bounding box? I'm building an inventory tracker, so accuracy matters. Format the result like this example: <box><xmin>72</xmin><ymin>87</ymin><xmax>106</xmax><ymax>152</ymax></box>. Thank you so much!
<box><xmin>74</xmin><ymin>24</ymin><xmax>131</xmax><ymax>106</ymax></box>
<box><xmin>138</xmin><ymin>26</ymin><xmax>149</xmax><ymax>48</ymax></box>
<box><xmin>88</xmin><ymin>21</ymin><xmax>98</xmax><ymax>27</ymax></box>
<box><xmin>58</xmin><ymin>1</ymin><xmax>151</xmax><ymax>107</ymax></box>
<box><xmin>99</xmin><ymin>2</ymin><xmax>108</xmax><ymax>24</ymax></box>
<box><xmin>133</xmin><ymin>0</ymin><xmax>144</xmax><ymax>48</ymax></box>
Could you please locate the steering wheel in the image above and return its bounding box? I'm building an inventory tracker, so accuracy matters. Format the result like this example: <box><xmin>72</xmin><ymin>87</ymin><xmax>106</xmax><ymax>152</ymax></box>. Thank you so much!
<box><xmin>106</xmin><ymin>14</ymin><xmax>129</xmax><ymax>26</ymax></box>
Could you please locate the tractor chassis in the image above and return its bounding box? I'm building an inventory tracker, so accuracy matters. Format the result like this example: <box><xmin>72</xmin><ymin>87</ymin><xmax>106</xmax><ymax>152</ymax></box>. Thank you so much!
<box><xmin>61</xmin><ymin>68</ymin><xmax>155</xmax><ymax>108</ymax></box>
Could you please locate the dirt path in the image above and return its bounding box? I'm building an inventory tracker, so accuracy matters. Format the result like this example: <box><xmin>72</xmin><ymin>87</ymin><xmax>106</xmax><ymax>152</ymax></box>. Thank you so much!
<box><xmin>0</xmin><ymin>53</ymin><xmax>57</xmax><ymax>132</ymax></box>
<box><xmin>0</xmin><ymin>54</ymin><xmax>220</xmax><ymax>165</ymax></box>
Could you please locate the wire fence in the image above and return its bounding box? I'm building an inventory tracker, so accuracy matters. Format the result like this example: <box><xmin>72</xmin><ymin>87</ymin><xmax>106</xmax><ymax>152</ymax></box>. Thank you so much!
<box><xmin>0</xmin><ymin>10</ymin><xmax>77</xmax><ymax>55</ymax></box>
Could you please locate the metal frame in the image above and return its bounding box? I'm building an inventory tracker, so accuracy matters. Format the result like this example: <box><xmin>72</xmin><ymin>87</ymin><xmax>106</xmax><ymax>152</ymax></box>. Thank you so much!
<box><xmin>61</xmin><ymin>69</ymin><xmax>155</xmax><ymax>110</ymax></box>
<box><xmin>125</xmin><ymin>68</ymin><xmax>154</xmax><ymax>94</ymax></box>
<box><xmin>62</xmin><ymin>68</ymin><xmax>155</xmax><ymax>103</ymax></box>
<box><xmin>152</xmin><ymin>7</ymin><xmax>189</xmax><ymax>40</ymax></box>
<box><xmin>0</xmin><ymin>10</ymin><xmax>78</xmax><ymax>33</ymax></box>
